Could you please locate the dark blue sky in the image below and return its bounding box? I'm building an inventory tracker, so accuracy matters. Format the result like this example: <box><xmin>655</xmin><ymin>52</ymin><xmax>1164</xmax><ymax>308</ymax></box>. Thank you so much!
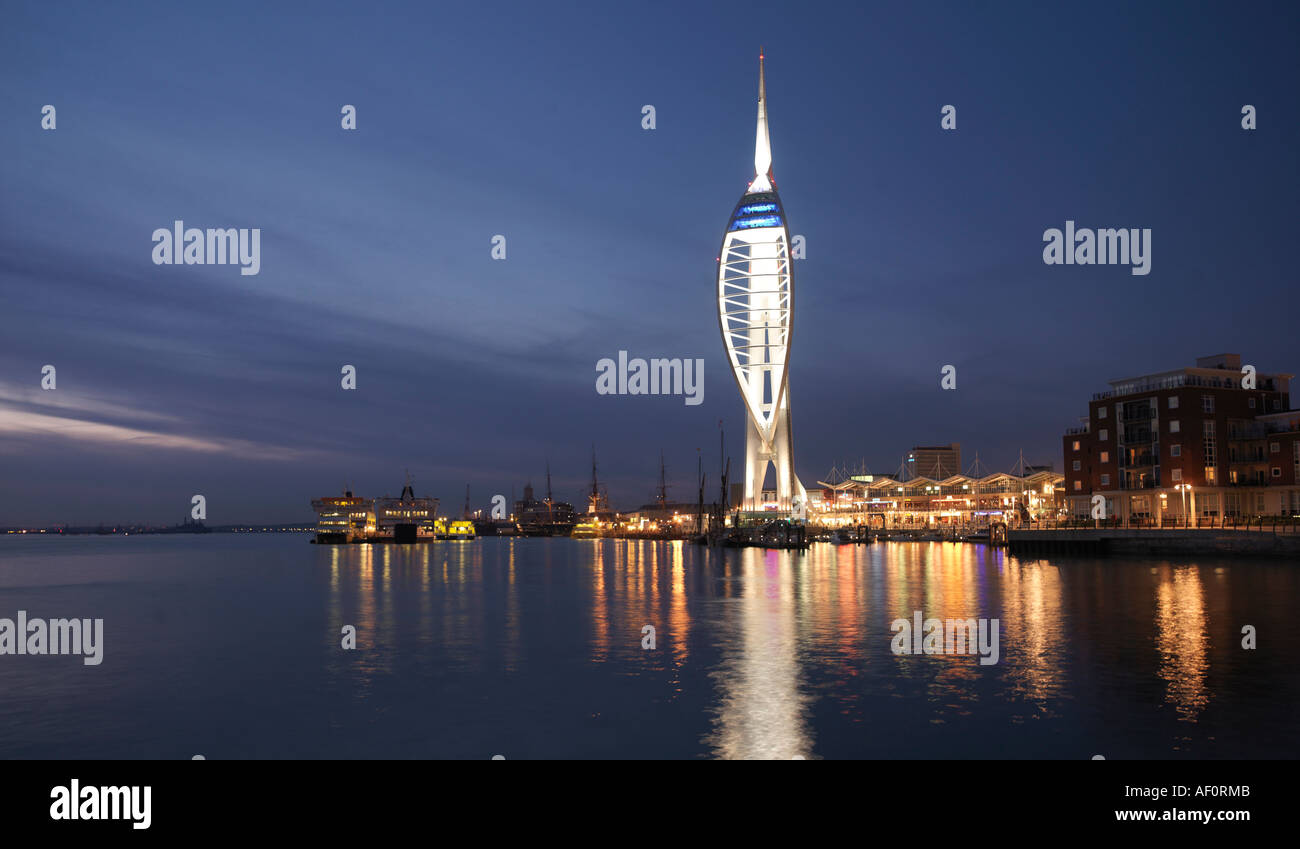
<box><xmin>2</xmin><ymin>0</ymin><xmax>1297</xmax><ymax>524</ymax></box>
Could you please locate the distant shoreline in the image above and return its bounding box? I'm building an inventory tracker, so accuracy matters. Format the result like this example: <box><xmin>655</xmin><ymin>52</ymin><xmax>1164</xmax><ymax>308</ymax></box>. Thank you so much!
<box><xmin>3</xmin><ymin>525</ymin><xmax>314</xmax><ymax>536</ymax></box>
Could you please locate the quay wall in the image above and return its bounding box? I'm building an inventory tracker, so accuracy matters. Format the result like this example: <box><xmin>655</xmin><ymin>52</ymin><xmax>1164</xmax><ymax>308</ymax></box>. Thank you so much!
<box><xmin>1007</xmin><ymin>529</ymin><xmax>1300</xmax><ymax>558</ymax></box>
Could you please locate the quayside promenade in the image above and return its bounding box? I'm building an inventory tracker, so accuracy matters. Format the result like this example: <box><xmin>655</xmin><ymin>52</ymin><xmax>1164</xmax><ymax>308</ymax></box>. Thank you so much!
<box><xmin>1009</xmin><ymin>517</ymin><xmax>1300</xmax><ymax>557</ymax></box>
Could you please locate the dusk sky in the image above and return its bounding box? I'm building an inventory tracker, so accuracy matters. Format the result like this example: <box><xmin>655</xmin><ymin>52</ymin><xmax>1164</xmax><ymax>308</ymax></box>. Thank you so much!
<box><xmin>2</xmin><ymin>0</ymin><xmax>1297</xmax><ymax>525</ymax></box>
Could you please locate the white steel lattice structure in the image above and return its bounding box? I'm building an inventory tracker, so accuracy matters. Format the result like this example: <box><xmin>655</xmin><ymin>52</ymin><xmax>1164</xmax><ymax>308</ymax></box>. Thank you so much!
<box><xmin>716</xmin><ymin>52</ymin><xmax>806</xmax><ymax>513</ymax></box>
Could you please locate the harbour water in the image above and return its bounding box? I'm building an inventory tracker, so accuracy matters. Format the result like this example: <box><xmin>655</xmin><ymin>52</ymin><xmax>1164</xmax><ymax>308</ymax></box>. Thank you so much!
<box><xmin>0</xmin><ymin>535</ymin><xmax>1296</xmax><ymax>759</ymax></box>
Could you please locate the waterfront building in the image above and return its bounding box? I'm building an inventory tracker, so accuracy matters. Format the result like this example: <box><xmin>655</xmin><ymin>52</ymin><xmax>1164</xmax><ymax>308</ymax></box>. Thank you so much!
<box><xmin>717</xmin><ymin>52</ymin><xmax>806</xmax><ymax>513</ymax></box>
<box><xmin>1061</xmin><ymin>353</ymin><xmax>1300</xmax><ymax>521</ymax></box>
<box><xmin>625</xmin><ymin>500</ymin><xmax>702</xmax><ymax>532</ymax></box>
<box><xmin>814</xmin><ymin>469</ymin><xmax>1064</xmax><ymax>528</ymax></box>
<box><xmin>905</xmin><ymin>444</ymin><xmax>962</xmax><ymax>479</ymax></box>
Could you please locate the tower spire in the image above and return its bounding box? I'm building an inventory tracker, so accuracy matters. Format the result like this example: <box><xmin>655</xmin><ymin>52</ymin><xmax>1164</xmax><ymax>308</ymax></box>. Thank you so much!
<box><xmin>751</xmin><ymin>48</ymin><xmax>773</xmax><ymax>193</ymax></box>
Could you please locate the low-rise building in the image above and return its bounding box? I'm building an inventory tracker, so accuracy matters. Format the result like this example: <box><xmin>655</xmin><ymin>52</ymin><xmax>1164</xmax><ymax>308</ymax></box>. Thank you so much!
<box><xmin>814</xmin><ymin>470</ymin><xmax>1064</xmax><ymax>528</ymax></box>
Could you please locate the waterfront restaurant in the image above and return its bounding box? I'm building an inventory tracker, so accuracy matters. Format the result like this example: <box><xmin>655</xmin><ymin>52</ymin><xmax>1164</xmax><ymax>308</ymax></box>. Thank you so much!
<box><xmin>812</xmin><ymin>470</ymin><xmax>1065</xmax><ymax>529</ymax></box>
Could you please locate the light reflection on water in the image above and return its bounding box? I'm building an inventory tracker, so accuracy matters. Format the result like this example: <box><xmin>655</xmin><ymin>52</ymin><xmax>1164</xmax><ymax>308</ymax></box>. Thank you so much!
<box><xmin>1155</xmin><ymin>567</ymin><xmax>1209</xmax><ymax>724</ymax></box>
<box><xmin>0</xmin><ymin>535</ymin><xmax>1296</xmax><ymax>759</ymax></box>
<box><xmin>704</xmin><ymin>549</ymin><xmax>812</xmax><ymax>760</ymax></box>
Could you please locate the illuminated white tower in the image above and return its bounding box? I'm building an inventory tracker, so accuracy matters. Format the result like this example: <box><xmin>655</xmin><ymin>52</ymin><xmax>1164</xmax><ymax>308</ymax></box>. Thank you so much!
<box><xmin>716</xmin><ymin>51</ymin><xmax>806</xmax><ymax>514</ymax></box>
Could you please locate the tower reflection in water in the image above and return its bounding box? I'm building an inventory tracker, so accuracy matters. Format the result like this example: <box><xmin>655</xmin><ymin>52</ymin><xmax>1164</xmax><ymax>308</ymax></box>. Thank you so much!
<box><xmin>704</xmin><ymin>548</ymin><xmax>813</xmax><ymax>760</ymax></box>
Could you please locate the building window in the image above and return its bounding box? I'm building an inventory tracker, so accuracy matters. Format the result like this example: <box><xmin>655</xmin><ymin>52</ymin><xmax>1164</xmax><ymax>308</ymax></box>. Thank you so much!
<box><xmin>1272</xmin><ymin>467</ymin><xmax>1282</xmax><ymax>478</ymax></box>
<box><xmin>1203</xmin><ymin>420</ymin><xmax>1216</xmax><ymax>468</ymax></box>
<box><xmin>1100</xmin><ymin>429</ymin><xmax>1109</xmax><ymax>441</ymax></box>
<box><xmin>1171</xmin><ymin>445</ymin><xmax>1181</xmax><ymax>457</ymax></box>
<box><xmin>1169</xmin><ymin>420</ymin><xmax>1180</xmax><ymax>434</ymax></box>
<box><xmin>1072</xmin><ymin>460</ymin><xmax>1081</xmax><ymax>471</ymax></box>
<box><xmin>1101</xmin><ymin>474</ymin><xmax>1110</xmax><ymax>487</ymax></box>
<box><xmin>1072</xmin><ymin>440</ymin><xmax>1080</xmax><ymax>451</ymax></box>
<box><xmin>1201</xmin><ymin>395</ymin><xmax>1214</xmax><ymax>413</ymax></box>
<box><xmin>1168</xmin><ymin>396</ymin><xmax>1179</xmax><ymax>409</ymax></box>
<box><xmin>1271</xmin><ymin>442</ymin><xmax>1280</xmax><ymax>454</ymax></box>
<box><xmin>1171</xmin><ymin>469</ymin><xmax>1183</xmax><ymax>482</ymax></box>
<box><xmin>1273</xmin><ymin>399</ymin><xmax>1281</xmax><ymax>411</ymax></box>
<box><xmin>1249</xmin><ymin>398</ymin><xmax>1256</xmax><ymax>409</ymax></box>
<box><xmin>1206</xmin><ymin>466</ymin><xmax>1217</xmax><ymax>484</ymax></box>
<box><xmin>1295</xmin><ymin>443</ymin><xmax>1299</xmax><ymax>480</ymax></box>
<box><xmin>1073</xmin><ymin>480</ymin><xmax>1082</xmax><ymax>491</ymax></box>
<box><xmin>1098</xmin><ymin>407</ymin><xmax>1108</xmax><ymax>419</ymax></box>
<box><xmin>1100</xmin><ymin>451</ymin><xmax>1110</xmax><ymax>463</ymax></box>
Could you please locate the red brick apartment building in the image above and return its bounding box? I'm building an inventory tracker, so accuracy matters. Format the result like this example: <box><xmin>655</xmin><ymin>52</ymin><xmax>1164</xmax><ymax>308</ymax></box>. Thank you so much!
<box><xmin>1062</xmin><ymin>354</ymin><xmax>1300</xmax><ymax>521</ymax></box>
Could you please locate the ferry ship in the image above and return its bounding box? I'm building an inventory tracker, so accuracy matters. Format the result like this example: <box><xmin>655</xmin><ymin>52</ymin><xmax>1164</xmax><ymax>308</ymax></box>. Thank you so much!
<box><xmin>373</xmin><ymin>478</ymin><xmax>439</xmax><ymax>542</ymax></box>
<box><xmin>570</xmin><ymin>519</ymin><xmax>610</xmax><ymax>539</ymax></box>
<box><xmin>433</xmin><ymin>518</ymin><xmax>477</xmax><ymax>540</ymax></box>
<box><xmin>310</xmin><ymin>490</ymin><xmax>370</xmax><ymax>543</ymax></box>
<box><xmin>311</xmin><ymin>476</ymin><xmax>466</xmax><ymax>543</ymax></box>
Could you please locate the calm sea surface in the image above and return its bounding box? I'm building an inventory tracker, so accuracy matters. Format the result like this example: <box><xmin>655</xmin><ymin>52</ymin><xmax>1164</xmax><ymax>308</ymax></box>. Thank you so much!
<box><xmin>0</xmin><ymin>535</ymin><xmax>1296</xmax><ymax>759</ymax></box>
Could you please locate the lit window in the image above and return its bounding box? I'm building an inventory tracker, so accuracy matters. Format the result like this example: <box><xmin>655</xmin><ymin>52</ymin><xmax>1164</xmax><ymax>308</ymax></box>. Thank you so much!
<box><xmin>1170</xmin><ymin>420</ymin><xmax>1180</xmax><ymax>434</ymax></box>
<box><xmin>1100</xmin><ymin>451</ymin><xmax>1109</xmax><ymax>463</ymax></box>
<box><xmin>1073</xmin><ymin>480</ymin><xmax>1082</xmax><ymax>491</ymax></box>
<box><xmin>1072</xmin><ymin>440</ymin><xmax>1080</xmax><ymax>451</ymax></box>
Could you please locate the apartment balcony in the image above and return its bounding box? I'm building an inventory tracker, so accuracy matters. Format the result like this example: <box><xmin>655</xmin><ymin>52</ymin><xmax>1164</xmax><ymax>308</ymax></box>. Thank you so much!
<box><xmin>1121</xmin><ymin>454</ymin><xmax>1157</xmax><ymax>468</ymax></box>
<box><xmin>1094</xmin><ymin>374</ymin><xmax>1281</xmax><ymax>401</ymax></box>
<box><xmin>1229</xmin><ymin>422</ymin><xmax>1294</xmax><ymax>439</ymax></box>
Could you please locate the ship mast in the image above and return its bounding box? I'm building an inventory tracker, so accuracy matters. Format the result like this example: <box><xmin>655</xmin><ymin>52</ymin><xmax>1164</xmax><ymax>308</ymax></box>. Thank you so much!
<box><xmin>657</xmin><ymin>450</ymin><xmax>668</xmax><ymax>509</ymax></box>
<box><xmin>545</xmin><ymin>460</ymin><xmax>554</xmax><ymax>519</ymax></box>
<box><xmin>696</xmin><ymin>450</ymin><xmax>706</xmax><ymax>535</ymax></box>
<box><xmin>589</xmin><ymin>446</ymin><xmax>601</xmax><ymax>515</ymax></box>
